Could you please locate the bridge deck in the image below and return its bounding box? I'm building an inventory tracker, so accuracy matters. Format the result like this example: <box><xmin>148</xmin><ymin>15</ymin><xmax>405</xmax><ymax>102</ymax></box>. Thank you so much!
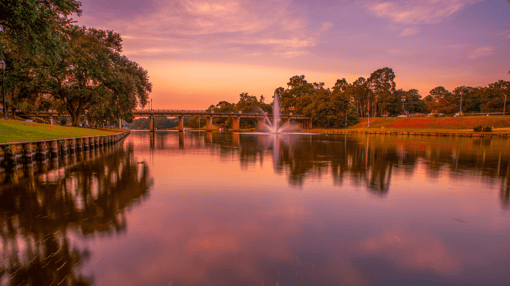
<box><xmin>26</xmin><ymin>110</ymin><xmax>309</xmax><ymax>120</ymax></box>
<box><xmin>133</xmin><ymin>110</ymin><xmax>308</xmax><ymax>119</ymax></box>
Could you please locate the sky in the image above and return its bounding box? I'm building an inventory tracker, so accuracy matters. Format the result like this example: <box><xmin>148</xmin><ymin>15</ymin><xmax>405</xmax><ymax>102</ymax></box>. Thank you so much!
<box><xmin>75</xmin><ymin>0</ymin><xmax>510</xmax><ymax>109</ymax></box>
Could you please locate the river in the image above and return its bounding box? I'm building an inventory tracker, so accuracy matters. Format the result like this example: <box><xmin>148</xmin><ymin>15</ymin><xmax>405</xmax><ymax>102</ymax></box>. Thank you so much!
<box><xmin>1</xmin><ymin>131</ymin><xmax>509</xmax><ymax>285</ymax></box>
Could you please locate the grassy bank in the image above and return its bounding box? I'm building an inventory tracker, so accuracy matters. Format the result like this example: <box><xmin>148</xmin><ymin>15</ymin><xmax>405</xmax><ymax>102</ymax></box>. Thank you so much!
<box><xmin>0</xmin><ymin>119</ymin><xmax>123</xmax><ymax>143</ymax></box>
<box><xmin>305</xmin><ymin>116</ymin><xmax>510</xmax><ymax>135</ymax></box>
<box><xmin>349</xmin><ymin>116</ymin><xmax>510</xmax><ymax>129</ymax></box>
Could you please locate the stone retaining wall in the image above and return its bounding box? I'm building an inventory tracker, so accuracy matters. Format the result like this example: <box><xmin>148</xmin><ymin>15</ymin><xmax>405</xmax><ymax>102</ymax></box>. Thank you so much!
<box><xmin>0</xmin><ymin>131</ymin><xmax>130</xmax><ymax>167</ymax></box>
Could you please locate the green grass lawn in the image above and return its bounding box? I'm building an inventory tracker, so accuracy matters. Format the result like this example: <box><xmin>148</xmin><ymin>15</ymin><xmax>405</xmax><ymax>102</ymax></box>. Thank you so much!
<box><xmin>0</xmin><ymin>119</ymin><xmax>123</xmax><ymax>143</ymax></box>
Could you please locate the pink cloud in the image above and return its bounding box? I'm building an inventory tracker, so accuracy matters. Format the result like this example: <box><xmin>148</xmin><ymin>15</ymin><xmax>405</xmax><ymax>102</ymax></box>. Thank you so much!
<box><xmin>469</xmin><ymin>47</ymin><xmax>495</xmax><ymax>59</ymax></box>
<box><xmin>400</xmin><ymin>27</ymin><xmax>419</xmax><ymax>36</ymax></box>
<box><xmin>363</xmin><ymin>0</ymin><xmax>481</xmax><ymax>25</ymax></box>
<box><xmin>100</xmin><ymin>0</ymin><xmax>324</xmax><ymax>57</ymax></box>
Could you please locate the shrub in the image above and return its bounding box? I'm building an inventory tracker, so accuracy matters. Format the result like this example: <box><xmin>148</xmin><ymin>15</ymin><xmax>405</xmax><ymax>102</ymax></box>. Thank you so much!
<box><xmin>482</xmin><ymin>126</ymin><xmax>492</xmax><ymax>132</ymax></box>
<box><xmin>473</xmin><ymin>125</ymin><xmax>482</xmax><ymax>132</ymax></box>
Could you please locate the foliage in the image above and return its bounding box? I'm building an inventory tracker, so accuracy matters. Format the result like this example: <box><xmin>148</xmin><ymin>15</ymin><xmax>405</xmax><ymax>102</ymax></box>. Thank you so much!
<box><xmin>129</xmin><ymin>117</ymin><xmax>179</xmax><ymax>130</ymax></box>
<box><xmin>0</xmin><ymin>0</ymin><xmax>82</xmax><ymax>114</ymax></box>
<box><xmin>46</xmin><ymin>26</ymin><xmax>151</xmax><ymax>126</ymax></box>
<box><xmin>473</xmin><ymin>125</ymin><xmax>483</xmax><ymax>132</ymax></box>
<box><xmin>0</xmin><ymin>1</ymin><xmax>151</xmax><ymax>127</ymax></box>
<box><xmin>188</xmin><ymin>117</ymin><xmax>207</xmax><ymax>128</ymax></box>
<box><xmin>207</xmin><ymin>100</ymin><xmax>235</xmax><ymax>127</ymax></box>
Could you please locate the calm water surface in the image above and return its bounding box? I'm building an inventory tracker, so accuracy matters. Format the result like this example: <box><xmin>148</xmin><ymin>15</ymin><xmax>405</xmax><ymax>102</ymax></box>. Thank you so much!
<box><xmin>1</xmin><ymin>131</ymin><xmax>510</xmax><ymax>285</ymax></box>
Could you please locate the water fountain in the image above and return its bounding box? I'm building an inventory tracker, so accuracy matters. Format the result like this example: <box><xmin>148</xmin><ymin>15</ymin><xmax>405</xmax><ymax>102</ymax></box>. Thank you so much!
<box><xmin>259</xmin><ymin>93</ymin><xmax>293</xmax><ymax>133</ymax></box>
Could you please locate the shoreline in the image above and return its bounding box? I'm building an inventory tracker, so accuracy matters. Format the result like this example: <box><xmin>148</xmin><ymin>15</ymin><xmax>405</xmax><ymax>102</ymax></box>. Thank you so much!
<box><xmin>0</xmin><ymin>131</ymin><xmax>130</xmax><ymax>167</ymax></box>
<box><xmin>304</xmin><ymin>128</ymin><xmax>510</xmax><ymax>138</ymax></box>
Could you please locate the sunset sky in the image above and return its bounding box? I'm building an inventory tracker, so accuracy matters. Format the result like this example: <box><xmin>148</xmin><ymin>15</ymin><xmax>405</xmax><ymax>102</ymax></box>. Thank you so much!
<box><xmin>76</xmin><ymin>0</ymin><xmax>510</xmax><ymax>109</ymax></box>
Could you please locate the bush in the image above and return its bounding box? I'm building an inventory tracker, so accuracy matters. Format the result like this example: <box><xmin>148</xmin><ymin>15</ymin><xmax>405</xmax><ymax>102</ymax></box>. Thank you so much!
<box><xmin>473</xmin><ymin>125</ymin><xmax>482</xmax><ymax>132</ymax></box>
<box><xmin>482</xmin><ymin>126</ymin><xmax>492</xmax><ymax>132</ymax></box>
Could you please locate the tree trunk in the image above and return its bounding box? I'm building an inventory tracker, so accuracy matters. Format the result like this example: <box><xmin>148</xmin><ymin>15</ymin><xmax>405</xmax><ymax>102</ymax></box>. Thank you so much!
<box><xmin>69</xmin><ymin>111</ymin><xmax>81</xmax><ymax>127</ymax></box>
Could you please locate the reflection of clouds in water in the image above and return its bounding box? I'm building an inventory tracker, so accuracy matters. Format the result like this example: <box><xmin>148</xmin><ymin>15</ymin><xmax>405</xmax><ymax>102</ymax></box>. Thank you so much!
<box><xmin>359</xmin><ymin>230</ymin><xmax>462</xmax><ymax>273</ymax></box>
<box><xmin>91</xmin><ymin>190</ymin><xmax>349</xmax><ymax>285</ymax></box>
<box><xmin>259</xmin><ymin>197</ymin><xmax>308</xmax><ymax>219</ymax></box>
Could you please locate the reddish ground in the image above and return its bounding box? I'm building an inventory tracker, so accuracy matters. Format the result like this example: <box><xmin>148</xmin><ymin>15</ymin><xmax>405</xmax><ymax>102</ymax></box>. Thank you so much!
<box><xmin>349</xmin><ymin>116</ymin><xmax>510</xmax><ymax>129</ymax></box>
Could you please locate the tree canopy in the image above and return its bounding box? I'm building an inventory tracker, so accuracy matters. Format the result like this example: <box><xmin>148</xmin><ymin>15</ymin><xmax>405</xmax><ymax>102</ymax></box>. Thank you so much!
<box><xmin>0</xmin><ymin>0</ymin><xmax>151</xmax><ymax>126</ymax></box>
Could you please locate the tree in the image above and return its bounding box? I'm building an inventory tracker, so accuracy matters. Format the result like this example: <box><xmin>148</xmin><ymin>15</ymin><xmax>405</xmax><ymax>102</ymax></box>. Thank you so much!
<box><xmin>427</xmin><ymin>86</ymin><xmax>457</xmax><ymax>114</ymax></box>
<box><xmin>47</xmin><ymin>26</ymin><xmax>151</xmax><ymax>126</ymax></box>
<box><xmin>347</xmin><ymin>77</ymin><xmax>371</xmax><ymax>117</ymax></box>
<box><xmin>86</xmin><ymin>53</ymin><xmax>151</xmax><ymax>126</ymax></box>
<box><xmin>301</xmin><ymin>84</ymin><xmax>355</xmax><ymax>128</ymax></box>
<box><xmin>367</xmin><ymin>67</ymin><xmax>396</xmax><ymax>116</ymax></box>
<box><xmin>0</xmin><ymin>0</ymin><xmax>82</xmax><ymax>113</ymax></box>
<box><xmin>393</xmin><ymin>89</ymin><xmax>426</xmax><ymax>115</ymax></box>
<box><xmin>234</xmin><ymin>92</ymin><xmax>272</xmax><ymax>128</ymax></box>
<box><xmin>208</xmin><ymin>101</ymin><xmax>235</xmax><ymax>127</ymax></box>
<box><xmin>280</xmin><ymin>75</ymin><xmax>314</xmax><ymax>113</ymax></box>
<box><xmin>486</xmin><ymin>80</ymin><xmax>510</xmax><ymax>114</ymax></box>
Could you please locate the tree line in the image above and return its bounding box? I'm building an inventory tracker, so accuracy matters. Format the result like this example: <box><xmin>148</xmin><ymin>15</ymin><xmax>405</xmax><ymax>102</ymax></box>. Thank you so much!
<box><xmin>0</xmin><ymin>0</ymin><xmax>151</xmax><ymax>126</ymax></box>
<box><xmin>205</xmin><ymin>68</ymin><xmax>509</xmax><ymax>129</ymax></box>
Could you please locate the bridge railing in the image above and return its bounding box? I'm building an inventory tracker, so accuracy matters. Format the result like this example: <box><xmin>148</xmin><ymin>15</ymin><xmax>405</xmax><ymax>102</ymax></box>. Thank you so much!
<box><xmin>134</xmin><ymin>109</ymin><xmax>305</xmax><ymax>116</ymax></box>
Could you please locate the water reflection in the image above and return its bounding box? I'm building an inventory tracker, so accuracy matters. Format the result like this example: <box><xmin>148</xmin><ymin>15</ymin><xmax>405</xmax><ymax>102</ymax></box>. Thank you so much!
<box><xmin>4</xmin><ymin>132</ymin><xmax>509</xmax><ymax>285</ymax></box>
<box><xmin>140</xmin><ymin>132</ymin><xmax>510</xmax><ymax>206</ymax></box>
<box><xmin>85</xmin><ymin>132</ymin><xmax>510</xmax><ymax>285</ymax></box>
<box><xmin>0</xmin><ymin>143</ymin><xmax>153</xmax><ymax>285</ymax></box>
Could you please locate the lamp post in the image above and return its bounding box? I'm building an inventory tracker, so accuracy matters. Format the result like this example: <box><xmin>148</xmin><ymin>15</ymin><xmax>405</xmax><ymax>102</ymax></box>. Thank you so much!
<box><xmin>401</xmin><ymin>96</ymin><xmax>406</xmax><ymax>116</ymax></box>
<box><xmin>0</xmin><ymin>59</ymin><xmax>6</xmax><ymax>119</ymax></box>
<box><xmin>504</xmin><ymin>94</ymin><xmax>507</xmax><ymax>116</ymax></box>
<box><xmin>459</xmin><ymin>92</ymin><xmax>463</xmax><ymax>116</ymax></box>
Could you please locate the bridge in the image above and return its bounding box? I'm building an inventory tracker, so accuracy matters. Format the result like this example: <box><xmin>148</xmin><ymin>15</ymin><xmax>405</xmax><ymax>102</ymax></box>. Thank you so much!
<box><xmin>133</xmin><ymin>109</ymin><xmax>311</xmax><ymax>132</ymax></box>
<box><xmin>27</xmin><ymin>110</ymin><xmax>312</xmax><ymax>132</ymax></box>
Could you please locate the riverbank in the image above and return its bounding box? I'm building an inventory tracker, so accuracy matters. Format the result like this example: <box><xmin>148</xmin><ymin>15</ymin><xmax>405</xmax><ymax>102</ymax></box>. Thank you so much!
<box><xmin>0</xmin><ymin>119</ymin><xmax>123</xmax><ymax>143</ymax></box>
<box><xmin>350</xmin><ymin>116</ymin><xmax>510</xmax><ymax>129</ymax></box>
<box><xmin>304</xmin><ymin>116</ymin><xmax>510</xmax><ymax>137</ymax></box>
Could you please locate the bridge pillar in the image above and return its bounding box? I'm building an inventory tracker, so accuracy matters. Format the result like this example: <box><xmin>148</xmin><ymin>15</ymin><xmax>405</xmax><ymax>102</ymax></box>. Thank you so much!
<box><xmin>206</xmin><ymin>116</ymin><xmax>213</xmax><ymax>132</ymax></box>
<box><xmin>149</xmin><ymin>116</ymin><xmax>154</xmax><ymax>132</ymax></box>
<box><xmin>257</xmin><ymin>118</ymin><xmax>265</xmax><ymax>132</ymax></box>
<box><xmin>233</xmin><ymin>133</ymin><xmax>240</xmax><ymax>147</ymax></box>
<box><xmin>303</xmin><ymin>119</ymin><xmax>312</xmax><ymax>129</ymax></box>
<box><xmin>150</xmin><ymin>133</ymin><xmax>155</xmax><ymax>150</ymax></box>
<box><xmin>232</xmin><ymin>117</ymin><xmax>240</xmax><ymax>132</ymax></box>
<box><xmin>50</xmin><ymin>116</ymin><xmax>55</xmax><ymax>125</ymax></box>
<box><xmin>179</xmin><ymin>132</ymin><xmax>184</xmax><ymax>148</ymax></box>
<box><xmin>178</xmin><ymin>116</ymin><xmax>184</xmax><ymax>132</ymax></box>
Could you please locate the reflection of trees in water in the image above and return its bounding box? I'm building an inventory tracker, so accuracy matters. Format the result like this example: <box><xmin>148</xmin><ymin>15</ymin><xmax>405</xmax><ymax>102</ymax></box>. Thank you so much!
<box><xmin>0</xmin><ymin>144</ymin><xmax>153</xmax><ymax>285</ymax></box>
<box><xmin>135</xmin><ymin>132</ymin><xmax>510</xmax><ymax>208</ymax></box>
<box><xmin>228</xmin><ymin>134</ymin><xmax>510</xmax><ymax>203</ymax></box>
